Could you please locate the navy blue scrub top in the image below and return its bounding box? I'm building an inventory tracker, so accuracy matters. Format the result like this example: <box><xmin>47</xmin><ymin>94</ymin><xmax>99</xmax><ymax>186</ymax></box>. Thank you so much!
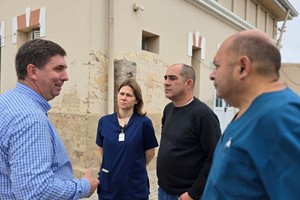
<box><xmin>96</xmin><ymin>112</ymin><xmax>158</xmax><ymax>200</ymax></box>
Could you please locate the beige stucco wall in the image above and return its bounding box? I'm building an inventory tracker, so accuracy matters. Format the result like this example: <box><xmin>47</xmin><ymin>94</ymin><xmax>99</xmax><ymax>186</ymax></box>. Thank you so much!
<box><xmin>113</xmin><ymin>0</ymin><xmax>241</xmax><ymax>108</ymax></box>
<box><xmin>281</xmin><ymin>63</ymin><xmax>300</xmax><ymax>95</ymax></box>
<box><xmin>217</xmin><ymin>0</ymin><xmax>277</xmax><ymax>38</ymax></box>
<box><xmin>0</xmin><ymin>0</ymin><xmax>108</xmax><ymax>114</ymax></box>
<box><xmin>1</xmin><ymin>0</ymin><xmax>296</xmax><ymax>177</ymax></box>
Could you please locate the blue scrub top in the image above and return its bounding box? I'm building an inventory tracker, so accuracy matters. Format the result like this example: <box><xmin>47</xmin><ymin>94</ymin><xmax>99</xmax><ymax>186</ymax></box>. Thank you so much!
<box><xmin>202</xmin><ymin>88</ymin><xmax>300</xmax><ymax>200</ymax></box>
<box><xmin>96</xmin><ymin>112</ymin><xmax>158</xmax><ymax>200</ymax></box>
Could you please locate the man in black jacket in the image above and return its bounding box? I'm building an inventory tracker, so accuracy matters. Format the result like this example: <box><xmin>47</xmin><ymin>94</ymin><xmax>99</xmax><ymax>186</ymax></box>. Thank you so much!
<box><xmin>157</xmin><ymin>63</ymin><xmax>221</xmax><ymax>200</ymax></box>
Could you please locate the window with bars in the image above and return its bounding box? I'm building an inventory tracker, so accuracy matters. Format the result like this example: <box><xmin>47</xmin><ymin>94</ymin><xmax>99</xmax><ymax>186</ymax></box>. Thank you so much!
<box><xmin>28</xmin><ymin>29</ymin><xmax>40</xmax><ymax>40</ymax></box>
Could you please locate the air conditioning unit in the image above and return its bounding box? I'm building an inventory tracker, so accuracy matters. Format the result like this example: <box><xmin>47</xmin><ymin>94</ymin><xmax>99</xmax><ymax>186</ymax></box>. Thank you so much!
<box><xmin>28</xmin><ymin>30</ymin><xmax>40</xmax><ymax>40</ymax></box>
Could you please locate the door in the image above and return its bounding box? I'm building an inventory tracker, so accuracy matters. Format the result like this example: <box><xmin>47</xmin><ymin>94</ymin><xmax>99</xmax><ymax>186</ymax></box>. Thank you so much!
<box><xmin>213</xmin><ymin>94</ymin><xmax>235</xmax><ymax>133</ymax></box>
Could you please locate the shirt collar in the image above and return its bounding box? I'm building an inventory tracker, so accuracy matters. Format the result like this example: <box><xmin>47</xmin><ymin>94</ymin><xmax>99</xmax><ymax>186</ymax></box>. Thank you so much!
<box><xmin>16</xmin><ymin>82</ymin><xmax>52</xmax><ymax>113</ymax></box>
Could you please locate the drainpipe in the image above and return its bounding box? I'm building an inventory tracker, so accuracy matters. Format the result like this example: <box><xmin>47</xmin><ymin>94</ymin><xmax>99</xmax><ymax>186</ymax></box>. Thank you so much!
<box><xmin>277</xmin><ymin>9</ymin><xmax>290</xmax><ymax>48</ymax></box>
<box><xmin>108</xmin><ymin>0</ymin><xmax>114</xmax><ymax>114</ymax></box>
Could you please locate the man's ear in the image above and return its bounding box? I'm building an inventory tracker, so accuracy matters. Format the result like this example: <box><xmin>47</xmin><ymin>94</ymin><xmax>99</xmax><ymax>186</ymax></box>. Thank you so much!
<box><xmin>186</xmin><ymin>79</ymin><xmax>193</xmax><ymax>88</ymax></box>
<box><xmin>239</xmin><ymin>56</ymin><xmax>251</xmax><ymax>78</ymax></box>
<box><xmin>27</xmin><ymin>64</ymin><xmax>38</xmax><ymax>81</ymax></box>
<box><xmin>240</xmin><ymin>66</ymin><xmax>245</xmax><ymax>73</ymax></box>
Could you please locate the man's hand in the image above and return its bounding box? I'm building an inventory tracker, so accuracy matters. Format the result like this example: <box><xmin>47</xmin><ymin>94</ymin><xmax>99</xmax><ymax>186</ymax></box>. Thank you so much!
<box><xmin>178</xmin><ymin>192</ymin><xmax>194</xmax><ymax>200</ymax></box>
<box><xmin>83</xmin><ymin>168</ymin><xmax>100</xmax><ymax>197</ymax></box>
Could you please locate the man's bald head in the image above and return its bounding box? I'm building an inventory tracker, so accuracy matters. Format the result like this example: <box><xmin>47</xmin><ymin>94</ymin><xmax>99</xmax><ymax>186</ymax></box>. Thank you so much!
<box><xmin>224</xmin><ymin>30</ymin><xmax>281</xmax><ymax>78</ymax></box>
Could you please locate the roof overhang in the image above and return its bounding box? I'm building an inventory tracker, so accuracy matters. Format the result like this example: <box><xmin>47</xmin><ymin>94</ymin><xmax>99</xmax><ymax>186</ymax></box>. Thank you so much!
<box><xmin>185</xmin><ymin>0</ymin><xmax>298</xmax><ymax>29</ymax></box>
<box><xmin>185</xmin><ymin>0</ymin><xmax>255</xmax><ymax>31</ymax></box>
<box><xmin>261</xmin><ymin>0</ymin><xmax>298</xmax><ymax>21</ymax></box>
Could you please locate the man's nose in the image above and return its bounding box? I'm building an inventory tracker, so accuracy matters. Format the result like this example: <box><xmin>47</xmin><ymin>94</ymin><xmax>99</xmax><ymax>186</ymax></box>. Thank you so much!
<box><xmin>209</xmin><ymin>71</ymin><xmax>215</xmax><ymax>81</ymax></box>
<box><xmin>164</xmin><ymin>78</ymin><xmax>170</xmax><ymax>85</ymax></box>
<box><xmin>61</xmin><ymin>71</ymin><xmax>69</xmax><ymax>81</ymax></box>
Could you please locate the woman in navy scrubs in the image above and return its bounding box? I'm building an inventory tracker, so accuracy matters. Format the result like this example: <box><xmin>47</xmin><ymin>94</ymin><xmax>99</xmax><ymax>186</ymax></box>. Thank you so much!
<box><xmin>96</xmin><ymin>79</ymin><xmax>158</xmax><ymax>200</ymax></box>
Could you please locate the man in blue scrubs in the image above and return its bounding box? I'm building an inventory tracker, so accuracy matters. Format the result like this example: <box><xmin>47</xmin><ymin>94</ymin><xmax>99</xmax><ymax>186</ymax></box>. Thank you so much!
<box><xmin>202</xmin><ymin>30</ymin><xmax>300</xmax><ymax>199</ymax></box>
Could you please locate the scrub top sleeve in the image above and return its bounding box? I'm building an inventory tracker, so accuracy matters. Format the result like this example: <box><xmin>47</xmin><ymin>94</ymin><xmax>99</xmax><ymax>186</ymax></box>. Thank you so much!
<box><xmin>96</xmin><ymin>118</ymin><xmax>104</xmax><ymax>147</ymax></box>
<box><xmin>142</xmin><ymin>117</ymin><xmax>158</xmax><ymax>150</ymax></box>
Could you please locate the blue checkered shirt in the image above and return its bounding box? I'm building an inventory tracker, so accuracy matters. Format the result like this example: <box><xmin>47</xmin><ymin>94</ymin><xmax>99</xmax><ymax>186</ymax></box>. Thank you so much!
<box><xmin>0</xmin><ymin>83</ymin><xmax>90</xmax><ymax>199</ymax></box>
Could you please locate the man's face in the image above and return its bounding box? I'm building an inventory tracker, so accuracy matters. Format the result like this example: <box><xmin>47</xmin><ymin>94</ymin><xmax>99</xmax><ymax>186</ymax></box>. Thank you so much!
<box><xmin>34</xmin><ymin>55</ymin><xmax>69</xmax><ymax>101</ymax></box>
<box><xmin>209</xmin><ymin>42</ymin><xmax>238</xmax><ymax>101</ymax></box>
<box><xmin>164</xmin><ymin>64</ymin><xmax>187</xmax><ymax>101</ymax></box>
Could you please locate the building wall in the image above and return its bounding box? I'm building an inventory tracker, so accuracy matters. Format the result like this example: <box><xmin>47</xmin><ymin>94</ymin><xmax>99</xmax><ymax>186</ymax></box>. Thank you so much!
<box><xmin>217</xmin><ymin>0</ymin><xmax>277</xmax><ymax>38</ymax></box>
<box><xmin>113</xmin><ymin>0</ymin><xmax>243</xmax><ymax>107</ymax></box>
<box><xmin>281</xmin><ymin>63</ymin><xmax>300</xmax><ymax>95</ymax></box>
<box><xmin>0</xmin><ymin>0</ymin><xmax>296</xmax><ymax>177</ymax></box>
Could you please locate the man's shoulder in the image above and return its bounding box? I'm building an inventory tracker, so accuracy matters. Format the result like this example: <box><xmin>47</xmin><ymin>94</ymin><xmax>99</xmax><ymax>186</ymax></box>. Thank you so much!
<box><xmin>0</xmin><ymin>90</ymin><xmax>24</xmax><ymax>113</ymax></box>
<box><xmin>192</xmin><ymin>98</ymin><xmax>214</xmax><ymax>113</ymax></box>
<box><xmin>1</xmin><ymin>90</ymin><xmax>34</xmax><ymax>109</ymax></box>
<box><xmin>163</xmin><ymin>102</ymin><xmax>174</xmax><ymax>111</ymax></box>
<box><xmin>0</xmin><ymin>88</ymin><xmax>15</xmax><ymax>101</ymax></box>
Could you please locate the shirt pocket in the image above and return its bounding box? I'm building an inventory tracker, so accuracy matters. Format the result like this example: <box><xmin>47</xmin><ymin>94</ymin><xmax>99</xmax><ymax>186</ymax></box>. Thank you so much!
<box><xmin>212</xmin><ymin>146</ymin><xmax>252</xmax><ymax>195</ymax></box>
<box><xmin>98</xmin><ymin>166</ymin><xmax>112</xmax><ymax>194</ymax></box>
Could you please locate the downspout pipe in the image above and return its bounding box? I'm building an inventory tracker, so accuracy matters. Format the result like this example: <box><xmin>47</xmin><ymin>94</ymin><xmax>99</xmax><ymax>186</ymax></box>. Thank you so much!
<box><xmin>108</xmin><ymin>0</ymin><xmax>114</xmax><ymax>113</ymax></box>
<box><xmin>277</xmin><ymin>8</ymin><xmax>290</xmax><ymax>48</ymax></box>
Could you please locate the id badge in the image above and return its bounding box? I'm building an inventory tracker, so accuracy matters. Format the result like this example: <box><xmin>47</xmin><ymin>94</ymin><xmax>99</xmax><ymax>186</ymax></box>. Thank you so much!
<box><xmin>118</xmin><ymin>133</ymin><xmax>125</xmax><ymax>141</ymax></box>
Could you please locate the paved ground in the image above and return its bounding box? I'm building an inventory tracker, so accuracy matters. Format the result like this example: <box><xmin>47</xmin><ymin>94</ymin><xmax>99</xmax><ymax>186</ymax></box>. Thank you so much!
<box><xmin>87</xmin><ymin>159</ymin><xmax>158</xmax><ymax>200</ymax></box>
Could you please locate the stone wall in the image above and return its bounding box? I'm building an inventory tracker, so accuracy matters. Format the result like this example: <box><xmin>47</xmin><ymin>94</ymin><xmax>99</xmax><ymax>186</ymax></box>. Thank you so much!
<box><xmin>114</xmin><ymin>59</ymin><xmax>137</xmax><ymax>111</ymax></box>
<box><xmin>49</xmin><ymin>113</ymin><xmax>100</xmax><ymax>177</ymax></box>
